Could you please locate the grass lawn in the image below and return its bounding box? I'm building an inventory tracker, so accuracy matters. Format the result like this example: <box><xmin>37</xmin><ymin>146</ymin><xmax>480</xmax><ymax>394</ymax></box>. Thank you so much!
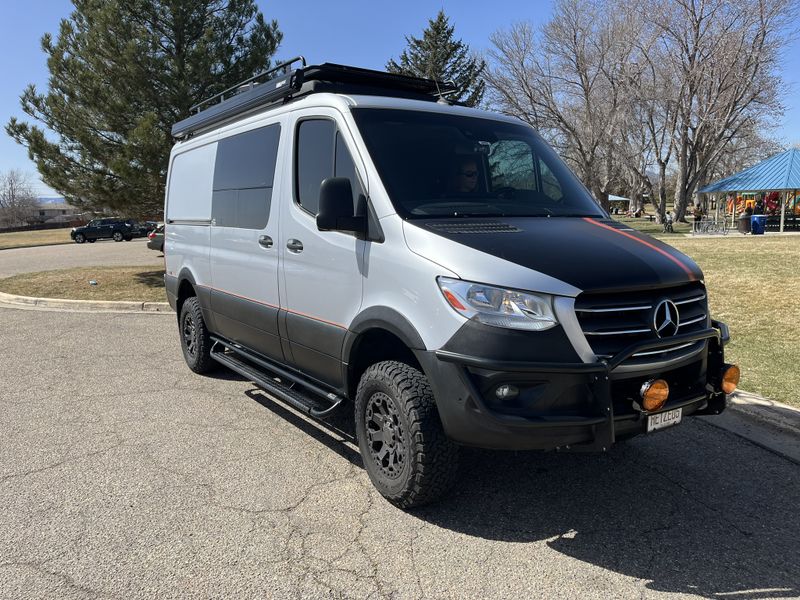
<box><xmin>614</xmin><ymin>215</ymin><xmax>693</xmax><ymax>236</ymax></box>
<box><xmin>654</xmin><ymin>235</ymin><xmax>799</xmax><ymax>407</ymax></box>
<box><xmin>0</xmin><ymin>228</ymin><xmax>73</xmax><ymax>250</ymax></box>
<box><xmin>0</xmin><ymin>266</ymin><xmax>166</xmax><ymax>302</ymax></box>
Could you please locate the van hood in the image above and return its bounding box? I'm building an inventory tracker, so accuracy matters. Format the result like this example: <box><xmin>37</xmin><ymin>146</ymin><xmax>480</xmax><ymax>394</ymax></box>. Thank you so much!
<box><xmin>402</xmin><ymin>217</ymin><xmax>702</xmax><ymax>295</ymax></box>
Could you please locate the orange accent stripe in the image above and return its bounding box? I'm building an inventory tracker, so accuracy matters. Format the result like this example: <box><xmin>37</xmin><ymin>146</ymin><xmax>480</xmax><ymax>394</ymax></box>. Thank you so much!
<box><xmin>582</xmin><ymin>218</ymin><xmax>696</xmax><ymax>281</ymax></box>
<box><xmin>198</xmin><ymin>283</ymin><xmax>347</xmax><ymax>329</ymax></box>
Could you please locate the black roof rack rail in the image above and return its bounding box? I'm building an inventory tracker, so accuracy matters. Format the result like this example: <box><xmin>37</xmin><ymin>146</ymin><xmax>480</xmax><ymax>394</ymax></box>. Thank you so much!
<box><xmin>171</xmin><ymin>61</ymin><xmax>457</xmax><ymax>139</ymax></box>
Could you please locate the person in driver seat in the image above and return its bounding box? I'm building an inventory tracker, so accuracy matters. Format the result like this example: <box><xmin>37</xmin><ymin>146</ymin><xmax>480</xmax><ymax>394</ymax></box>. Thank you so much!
<box><xmin>450</xmin><ymin>156</ymin><xmax>480</xmax><ymax>194</ymax></box>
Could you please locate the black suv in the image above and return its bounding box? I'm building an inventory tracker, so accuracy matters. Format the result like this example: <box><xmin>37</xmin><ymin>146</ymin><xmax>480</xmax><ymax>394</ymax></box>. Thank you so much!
<box><xmin>70</xmin><ymin>218</ymin><xmax>143</xmax><ymax>243</ymax></box>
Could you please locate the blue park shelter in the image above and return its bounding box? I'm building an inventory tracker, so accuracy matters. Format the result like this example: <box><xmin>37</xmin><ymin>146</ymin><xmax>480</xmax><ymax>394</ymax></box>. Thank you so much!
<box><xmin>698</xmin><ymin>148</ymin><xmax>800</xmax><ymax>232</ymax></box>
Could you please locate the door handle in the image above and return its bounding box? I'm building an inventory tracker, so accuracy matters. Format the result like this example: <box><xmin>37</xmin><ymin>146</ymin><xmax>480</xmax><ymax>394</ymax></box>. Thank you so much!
<box><xmin>258</xmin><ymin>235</ymin><xmax>273</xmax><ymax>248</ymax></box>
<box><xmin>286</xmin><ymin>239</ymin><xmax>304</xmax><ymax>252</ymax></box>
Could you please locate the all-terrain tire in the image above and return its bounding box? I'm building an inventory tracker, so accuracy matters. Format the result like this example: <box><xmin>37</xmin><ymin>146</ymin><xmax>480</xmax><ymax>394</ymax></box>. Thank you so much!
<box><xmin>74</xmin><ymin>233</ymin><xmax>86</xmax><ymax>244</ymax></box>
<box><xmin>355</xmin><ymin>361</ymin><xmax>459</xmax><ymax>508</ymax></box>
<box><xmin>179</xmin><ymin>296</ymin><xmax>215</xmax><ymax>374</ymax></box>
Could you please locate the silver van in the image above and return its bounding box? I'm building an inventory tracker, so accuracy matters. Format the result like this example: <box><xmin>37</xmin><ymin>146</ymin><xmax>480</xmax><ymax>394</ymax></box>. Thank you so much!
<box><xmin>164</xmin><ymin>60</ymin><xmax>738</xmax><ymax>507</ymax></box>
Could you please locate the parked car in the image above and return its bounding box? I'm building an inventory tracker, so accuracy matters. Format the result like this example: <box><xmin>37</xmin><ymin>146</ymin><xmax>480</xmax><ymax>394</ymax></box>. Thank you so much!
<box><xmin>70</xmin><ymin>218</ymin><xmax>140</xmax><ymax>243</ymax></box>
<box><xmin>147</xmin><ymin>224</ymin><xmax>164</xmax><ymax>252</ymax></box>
<box><xmin>164</xmin><ymin>61</ymin><xmax>739</xmax><ymax>508</ymax></box>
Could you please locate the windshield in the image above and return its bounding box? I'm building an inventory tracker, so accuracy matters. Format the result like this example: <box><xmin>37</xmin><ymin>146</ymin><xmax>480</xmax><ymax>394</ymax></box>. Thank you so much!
<box><xmin>352</xmin><ymin>108</ymin><xmax>605</xmax><ymax>219</ymax></box>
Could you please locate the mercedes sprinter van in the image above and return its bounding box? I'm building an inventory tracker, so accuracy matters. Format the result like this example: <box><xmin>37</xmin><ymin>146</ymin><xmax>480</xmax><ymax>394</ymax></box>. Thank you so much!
<box><xmin>164</xmin><ymin>60</ymin><xmax>739</xmax><ymax>507</ymax></box>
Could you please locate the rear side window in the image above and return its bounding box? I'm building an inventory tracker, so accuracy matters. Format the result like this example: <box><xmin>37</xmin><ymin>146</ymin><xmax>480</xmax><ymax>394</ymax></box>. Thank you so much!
<box><xmin>296</xmin><ymin>119</ymin><xmax>364</xmax><ymax>215</ymax></box>
<box><xmin>212</xmin><ymin>124</ymin><xmax>280</xmax><ymax>229</ymax></box>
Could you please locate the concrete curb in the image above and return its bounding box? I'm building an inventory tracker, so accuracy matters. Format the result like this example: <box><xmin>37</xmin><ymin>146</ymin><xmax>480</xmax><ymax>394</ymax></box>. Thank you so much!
<box><xmin>728</xmin><ymin>391</ymin><xmax>800</xmax><ymax>435</ymax></box>
<box><xmin>0</xmin><ymin>290</ymin><xmax>171</xmax><ymax>313</ymax></box>
<box><xmin>700</xmin><ymin>391</ymin><xmax>800</xmax><ymax>464</ymax></box>
<box><xmin>0</xmin><ymin>241</ymin><xmax>74</xmax><ymax>252</ymax></box>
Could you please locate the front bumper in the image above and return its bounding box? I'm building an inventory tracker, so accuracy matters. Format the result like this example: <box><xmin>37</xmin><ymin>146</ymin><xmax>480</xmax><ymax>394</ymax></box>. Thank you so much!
<box><xmin>416</xmin><ymin>321</ymin><xmax>730</xmax><ymax>451</ymax></box>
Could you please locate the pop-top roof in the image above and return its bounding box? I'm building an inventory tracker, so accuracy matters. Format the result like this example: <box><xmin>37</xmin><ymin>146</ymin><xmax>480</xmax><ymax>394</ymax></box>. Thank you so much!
<box><xmin>699</xmin><ymin>148</ymin><xmax>800</xmax><ymax>193</ymax></box>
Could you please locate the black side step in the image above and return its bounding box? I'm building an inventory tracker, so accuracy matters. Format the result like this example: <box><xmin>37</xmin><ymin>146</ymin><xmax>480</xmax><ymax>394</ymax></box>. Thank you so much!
<box><xmin>210</xmin><ymin>337</ymin><xmax>344</xmax><ymax>419</ymax></box>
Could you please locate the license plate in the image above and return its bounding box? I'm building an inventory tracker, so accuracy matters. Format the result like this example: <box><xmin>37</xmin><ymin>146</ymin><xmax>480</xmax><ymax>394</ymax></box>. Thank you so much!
<box><xmin>647</xmin><ymin>407</ymin><xmax>682</xmax><ymax>432</ymax></box>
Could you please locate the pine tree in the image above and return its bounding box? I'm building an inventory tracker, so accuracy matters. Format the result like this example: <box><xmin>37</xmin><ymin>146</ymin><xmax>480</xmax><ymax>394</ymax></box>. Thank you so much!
<box><xmin>6</xmin><ymin>0</ymin><xmax>282</xmax><ymax>217</ymax></box>
<box><xmin>387</xmin><ymin>10</ymin><xmax>486</xmax><ymax>107</ymax></box>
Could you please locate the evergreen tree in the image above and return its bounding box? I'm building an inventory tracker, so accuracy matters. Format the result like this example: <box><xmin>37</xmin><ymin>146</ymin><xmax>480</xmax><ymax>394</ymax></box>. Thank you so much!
<box><xmin>6</xmin><ymin>0</ymin><xmax>282</xmax><ymax>217</ymax></box>
<box><xmin>387</xmin><ymin>10</ymin><xmax>486</xmax><ymax>107</ymax></box>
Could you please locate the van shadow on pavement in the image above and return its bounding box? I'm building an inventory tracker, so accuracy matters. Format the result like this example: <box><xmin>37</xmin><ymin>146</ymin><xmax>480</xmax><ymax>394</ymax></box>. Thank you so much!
<box><xmin>246</xmin><ymin>387</ymin><xmax>798</xmax><ymax>598</ymax></box>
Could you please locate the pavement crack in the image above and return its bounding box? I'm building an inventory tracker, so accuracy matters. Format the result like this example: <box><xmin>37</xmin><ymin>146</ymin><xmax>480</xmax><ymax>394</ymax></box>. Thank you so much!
<box><xmin>0</xmin><ymin>561</ymin><xmax>114</xmax><ymax>599</ymax></box>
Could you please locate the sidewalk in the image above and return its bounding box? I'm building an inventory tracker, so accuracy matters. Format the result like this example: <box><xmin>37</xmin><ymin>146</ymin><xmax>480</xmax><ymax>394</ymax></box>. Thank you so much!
<box><xmin>700</xmin><ymin>390</ymin><xmax>800</xmax><ymax>464</ymax></box>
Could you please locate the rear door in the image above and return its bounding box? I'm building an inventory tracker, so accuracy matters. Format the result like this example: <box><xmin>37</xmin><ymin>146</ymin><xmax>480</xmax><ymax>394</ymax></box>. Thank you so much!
<box><xmin>279</xmin><ymin>109</ymin><xmax>367</xmax><ymax>387</ymax></box>
<box><xmin>208</xmin><ymin>120</ymin><xmax>285</xmax><ymax>362</ymax></box>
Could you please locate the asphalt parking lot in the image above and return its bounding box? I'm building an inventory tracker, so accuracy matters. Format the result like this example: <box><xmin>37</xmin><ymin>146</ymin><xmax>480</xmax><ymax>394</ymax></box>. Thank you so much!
<box><xmin>0</xmin><ymin>237</ymin><xmax>162</xmax><ymax>278</ymax></box>
<box><xmin>1</xmin><ymin>304</ymin><xmax>798</xmax><ymax>599</ymax></box>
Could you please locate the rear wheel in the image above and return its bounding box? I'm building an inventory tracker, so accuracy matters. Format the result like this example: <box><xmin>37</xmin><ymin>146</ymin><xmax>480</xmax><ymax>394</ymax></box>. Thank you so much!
<box><xmin>355</xmin><ymin>361</ymin><xmax>459</xmax><ymax>508</ymax></box>
<box><xmin>179</xmin><ymin>296</ymin><xmax>215</xmax><ymax>374</ymax></box>
<box><xmin>74</xmin><ymin>233</ymin><xmax>86</xmax><ymax>244</ymax></box>
<box><xmin>112</xmin><ymin>231</ymin><xmax>124</xmax><ymax>242</ymax></box>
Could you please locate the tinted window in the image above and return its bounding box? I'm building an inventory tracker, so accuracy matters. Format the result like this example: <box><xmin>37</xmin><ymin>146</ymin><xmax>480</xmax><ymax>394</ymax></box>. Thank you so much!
<box><xmin>352</xmin><ymin>109</ymin><xmax>604</xmax><ymax>219</ymax></box>
<box><xmin>335</xmin><ymin>131</ymin><xmax>364</xmax><ymax>211</ymax></box>
<box><xmin>296</xmin><ymin>119</ymin><xmax>335</xmax><ymax>214</ymax></box>
<box><xmin>212</xmin><ymin>124</ymin><xmax>280</xmax><ymax>229</ymax></box>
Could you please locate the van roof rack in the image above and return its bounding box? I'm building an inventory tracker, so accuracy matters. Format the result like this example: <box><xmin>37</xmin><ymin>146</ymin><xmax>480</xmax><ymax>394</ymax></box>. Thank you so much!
<box><xmin>171</xmin><ymin>59</ymin><xmax>457</xmax><ymax>139</ymax></box>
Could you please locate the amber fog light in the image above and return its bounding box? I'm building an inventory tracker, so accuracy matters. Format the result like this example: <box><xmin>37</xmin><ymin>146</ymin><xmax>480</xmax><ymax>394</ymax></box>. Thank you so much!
<box><xmin>640</xmin><ymin>379</ymin><xmax>669</xmax><ymax>412</ymax></box>
<box><xmin>721</xmin><ymin>364</ymin><xmax>740</xmax><ymax>394</ymax></box>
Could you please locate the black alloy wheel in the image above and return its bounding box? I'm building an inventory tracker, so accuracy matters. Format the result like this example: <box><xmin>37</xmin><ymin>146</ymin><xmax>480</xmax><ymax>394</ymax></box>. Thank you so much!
<box><xmin>178</xmin><ymin>296</ymin><xmax>214</xmax><ymax>374</ymax></box>
<box><xmin>365</xmin><ymin>391</ymin><xmax>408</xmax><ymax>480</ymax></box>
<box><xmin>355</xmin><ymin>361</ymin><xmax>459</xmax><ymax>508</ymax></box>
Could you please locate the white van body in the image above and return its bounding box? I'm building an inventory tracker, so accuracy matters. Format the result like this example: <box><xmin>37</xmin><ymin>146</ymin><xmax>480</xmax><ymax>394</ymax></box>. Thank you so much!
<box><xmin>164</xmin><ymin>63</ymin><xmax>732</xmax><ymax>507</ymax></box>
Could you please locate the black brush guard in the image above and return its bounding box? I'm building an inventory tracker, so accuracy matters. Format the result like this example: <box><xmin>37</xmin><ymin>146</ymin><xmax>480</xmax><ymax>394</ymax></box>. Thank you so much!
<box><xmin>435</xmin><ymin>321</ymin><xmax>730</xmax><ymax>452</ymax></box>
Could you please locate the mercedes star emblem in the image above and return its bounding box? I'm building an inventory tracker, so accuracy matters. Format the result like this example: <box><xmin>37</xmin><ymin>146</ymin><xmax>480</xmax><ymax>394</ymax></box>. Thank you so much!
<box><xmin>652</xmin><ymin>299</ymin><xmax>680</xmax><ymax>338</ymax></box>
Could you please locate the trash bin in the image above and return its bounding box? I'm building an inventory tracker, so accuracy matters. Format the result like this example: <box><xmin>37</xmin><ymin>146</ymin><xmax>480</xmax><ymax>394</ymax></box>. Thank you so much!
<box><xmin>751</xmin><ymin>215</ymin><xmax>767</xmax><ymax>235</ymax></box>
<box><xmin>738</xmin><ymin>214</ymin><xmax>751</xmax><ymax>234</ymax></box>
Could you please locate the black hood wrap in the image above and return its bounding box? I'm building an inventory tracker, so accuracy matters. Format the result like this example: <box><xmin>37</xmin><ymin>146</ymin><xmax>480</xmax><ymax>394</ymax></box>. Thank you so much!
<box><xmin>418</xmin><ymin>217</ymin><xmax>703</xmax><ymax>294</ymax></box>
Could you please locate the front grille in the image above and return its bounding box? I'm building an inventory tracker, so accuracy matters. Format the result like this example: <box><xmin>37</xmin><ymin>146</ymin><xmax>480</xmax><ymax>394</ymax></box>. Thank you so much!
<box><xmin>575</xmin><ymin>282</ymin><xmax>709</xmax><ymax>365</ymax></box>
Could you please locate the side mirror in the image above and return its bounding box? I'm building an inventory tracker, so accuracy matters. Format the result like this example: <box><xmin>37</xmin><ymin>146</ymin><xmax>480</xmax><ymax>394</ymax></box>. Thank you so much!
<box><xmin>316</xmin><ymin>177</ymin><xmax>365</xmax><ymax>234</ymax></box>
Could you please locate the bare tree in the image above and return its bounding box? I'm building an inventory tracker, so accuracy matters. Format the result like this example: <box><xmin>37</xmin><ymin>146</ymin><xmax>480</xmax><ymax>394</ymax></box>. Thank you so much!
<box><xmin>485</xmin><ymin>0</ymin><xmax>794</xmax><ymax>221</ymax></box>
<box><xmin>0</xmin><ymin>169</ymin><xmax>39</xmax><ymax>228</ymax></box>
<box><xmin>486</xmin><ymin>0</ymin><xmax>645</xmax><ymax>210</ymax></box>
<box><xmin>646</xmin><ymin>0</ymin><xmax>791</xmax><ymax>220</ymax></box>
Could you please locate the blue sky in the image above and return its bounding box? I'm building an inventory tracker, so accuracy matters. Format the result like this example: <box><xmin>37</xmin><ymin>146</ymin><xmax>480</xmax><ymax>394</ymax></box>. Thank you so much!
<box><xmin>1</xmin><ymin>0</ymin><xmax>799</xmax><ymax>196</ymax></box>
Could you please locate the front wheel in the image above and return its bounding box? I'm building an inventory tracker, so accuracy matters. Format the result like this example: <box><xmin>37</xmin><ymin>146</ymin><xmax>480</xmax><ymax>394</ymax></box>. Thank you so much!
<box><xmin>355</xmin><ymin>361</ymin><xmax>459</xmax><ymax>508</ymax></box>
<box><xmin>178</xmin><ymin>296</ymin><xmax>215</xmax><ymax>374</ymax></box>
<box><xmin>74</xmin><ymin>233</ymin><xmax>86</xmax><ymax>244</ymax></box>
<box><xmin>112</xmin><ymin>231</ymin><xmax>124</xmax><ymax>242</ymax></box>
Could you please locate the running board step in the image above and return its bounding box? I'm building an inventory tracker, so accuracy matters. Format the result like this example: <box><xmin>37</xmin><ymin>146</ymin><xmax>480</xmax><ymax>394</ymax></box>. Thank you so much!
<box><xmin>210</xmin><ymin>338</ymin><xmax>344</xmax><ymax>418</ymax></box>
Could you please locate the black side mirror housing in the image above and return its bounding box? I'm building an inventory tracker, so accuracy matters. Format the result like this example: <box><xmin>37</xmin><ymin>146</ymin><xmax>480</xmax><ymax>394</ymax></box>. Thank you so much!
<box><xmin>316</xmin><ymin>177</ymin><xmax>366</xmax><ymax>234</ymax></box>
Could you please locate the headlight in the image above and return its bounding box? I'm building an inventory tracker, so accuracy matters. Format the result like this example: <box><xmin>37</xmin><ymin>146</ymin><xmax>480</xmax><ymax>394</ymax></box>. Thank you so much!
<box><xmin>437</xmin><ymin>277</ymin><xmax>558</xmax><ymax>331</ymax></box>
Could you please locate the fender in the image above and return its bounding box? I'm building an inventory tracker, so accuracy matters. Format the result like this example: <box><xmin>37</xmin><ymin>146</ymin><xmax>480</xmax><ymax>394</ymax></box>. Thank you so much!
<box><xmin>174</xmin><ymin>268</ymin><xmax>215</xmax><ymax>330</ymax></box>
<box><xmin>343</xmin><ymin>306</ymin><xmax>427</xmax><ymax>365</ymax></box>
